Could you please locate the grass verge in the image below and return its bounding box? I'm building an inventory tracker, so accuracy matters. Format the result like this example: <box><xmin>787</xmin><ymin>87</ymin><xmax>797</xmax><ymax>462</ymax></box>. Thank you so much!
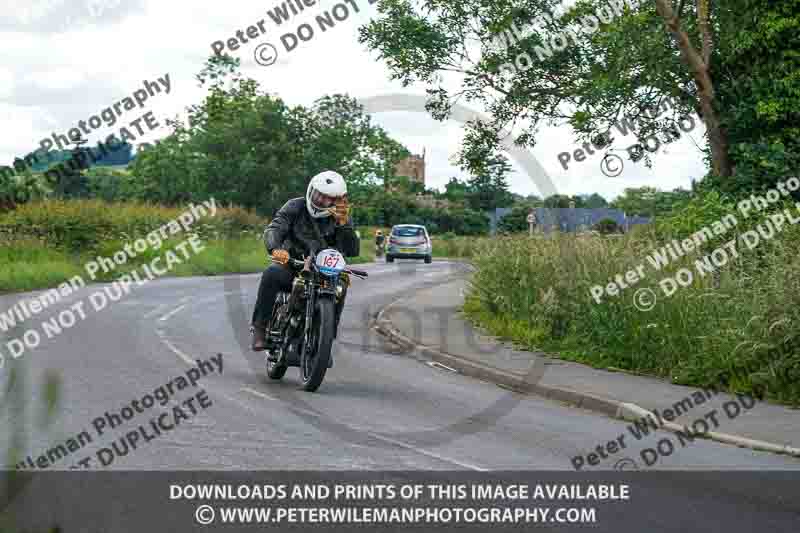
<box><xmin>462</xmin><ymin>198</ymin><xmax>800</xmax><ymax>405</ymax></box>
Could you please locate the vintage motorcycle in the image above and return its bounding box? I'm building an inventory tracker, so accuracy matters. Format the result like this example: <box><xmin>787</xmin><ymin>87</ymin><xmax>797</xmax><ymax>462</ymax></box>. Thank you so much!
<box><xmin>263</xmin><ymin>249</ymin><xmax>368</xmax><ymax>392</ymax></box>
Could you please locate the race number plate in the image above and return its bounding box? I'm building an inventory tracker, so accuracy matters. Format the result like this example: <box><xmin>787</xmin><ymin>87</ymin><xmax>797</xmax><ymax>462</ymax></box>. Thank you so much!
<box><xmin>316</xmin><ymin>249</ymin><xmax>346</xmax><ymax>275</ymax></box>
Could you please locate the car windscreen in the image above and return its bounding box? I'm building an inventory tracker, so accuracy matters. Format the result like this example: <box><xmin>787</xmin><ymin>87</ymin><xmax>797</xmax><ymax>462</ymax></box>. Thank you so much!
<box><xmin>393</xmin><ymin>227</ymin><xmax>424</xmax><ymax>237</ymax></box>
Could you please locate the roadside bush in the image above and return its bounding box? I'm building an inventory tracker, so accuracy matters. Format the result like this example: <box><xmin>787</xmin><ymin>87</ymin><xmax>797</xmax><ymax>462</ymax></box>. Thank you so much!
<box><xmin>497</xmin><ymin>206</ymin><xmax>532</xmax><ymax>234</ymax></box>
<box><xmin>592</xmin><ymin>218</ymin><xmax>621</xmax><ymax>234</ymax></box>
<box><xmin>0</xmin><ymin>173</ymin><xmax>48</xmax><ymax>212</ymax></box>
<box><xmin>433</xmin><ymin>235</ymin><xmax>488</xmax><ymax>258</ymax></box>
<box><xmin>464</xmin><ymin>191</ymin><xmax>800</xmax><ymax>405</ymax></box>
<box><xmin>0</xmin><ymin>199</ymin><xmax>268</xmax><ymax>252</ymax></box>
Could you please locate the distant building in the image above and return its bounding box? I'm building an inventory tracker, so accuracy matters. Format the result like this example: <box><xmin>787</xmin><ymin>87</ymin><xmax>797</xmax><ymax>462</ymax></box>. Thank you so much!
<box><xmin>488</xmin><ymin>207</ymin><xmax>651</xmax><ymax>235</ymax></box>
<box><xmin>389</xmin><ymin>149</ymin><xmax>426</xmax><ymax>191</ymax></box>
<box><xmin>532</xmin><ymin>208</ymin><xmax>651</xmax><ymax>233</ymax></box>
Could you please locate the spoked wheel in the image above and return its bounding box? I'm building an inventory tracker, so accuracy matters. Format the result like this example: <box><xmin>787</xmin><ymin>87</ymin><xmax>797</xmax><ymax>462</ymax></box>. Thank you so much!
<box><xmin>265</xmin><ymin>297</ymin><xmax>288</xmax><ymax>380</ymax></box>
<box><xmin>300</xmin><ymin>298</ymin><xmax>335</xmax><ymax>392</ymax></box>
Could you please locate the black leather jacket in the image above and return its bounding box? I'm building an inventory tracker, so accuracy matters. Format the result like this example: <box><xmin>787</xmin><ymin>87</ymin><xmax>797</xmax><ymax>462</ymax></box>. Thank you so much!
<box><xmin>263</xmin><ymin>197</ymin><xmax>360</xmax><ymax>261</ymax></box>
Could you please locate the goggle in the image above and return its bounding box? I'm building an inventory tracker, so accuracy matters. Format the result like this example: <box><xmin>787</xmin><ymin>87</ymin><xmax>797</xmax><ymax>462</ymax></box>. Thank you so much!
<box><xmin>311</xmin><ymin>190</ymin><xmax>338</xmax><ymax>208</ymax></box>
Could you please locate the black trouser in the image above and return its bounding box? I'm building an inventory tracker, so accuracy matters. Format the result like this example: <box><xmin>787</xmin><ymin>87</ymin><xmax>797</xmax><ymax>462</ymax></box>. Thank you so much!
<box><xmin>251</xmin><ymin>264</ymin><xmax>295</xmax><ymax>326</ymax></box>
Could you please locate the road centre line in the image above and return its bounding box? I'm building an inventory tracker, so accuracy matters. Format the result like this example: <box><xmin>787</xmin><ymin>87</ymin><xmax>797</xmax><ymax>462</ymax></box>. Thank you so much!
<box><xmin>159</xmin><ymin>304</ymin><xmax>187</xmax><ymax>322</ymax></box>
<box><xmin>156</xmin><ymin>328</ymin><xmax>194</xmax><ymax>365</ymax></box>
<box><xmin>241</xmin><ymin>387</ymin><xmax>486</xmax><ymax>471</ymax></box>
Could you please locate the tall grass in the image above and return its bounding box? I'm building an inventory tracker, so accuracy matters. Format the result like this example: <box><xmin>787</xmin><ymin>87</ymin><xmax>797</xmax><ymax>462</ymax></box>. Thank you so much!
<box><xmin>0</xmin><ymin>200</ymin><xmax>381</xmax><ymax>294</ymax></box>
<box><xmin>0</xmin><ymin>199</ymin><xmax>265</xmax><ymax>252</ymax></box>
<box><xmin>464</xmin><ymin>201</ymin><xmax>800</xmax><ymax>405</ymax></box>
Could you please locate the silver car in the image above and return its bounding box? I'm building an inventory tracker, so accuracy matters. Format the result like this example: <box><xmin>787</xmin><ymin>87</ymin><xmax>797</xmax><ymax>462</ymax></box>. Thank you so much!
<box><xmin>386</xmin><ymin>224</ymin><xmax>432</xmax><ymax>263</ymax></box>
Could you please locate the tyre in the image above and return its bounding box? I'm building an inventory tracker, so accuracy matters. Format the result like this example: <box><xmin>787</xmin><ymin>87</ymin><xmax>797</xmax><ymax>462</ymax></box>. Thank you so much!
<box><xmin>300</xmin><ymin>297</ymin><xmax>336</xmax><ymax>392</ymax></box>
<box><xmin>424</xmin><ymin>255</ymin><xmax>432</xmax><ymax>264</ymax></box>
<box><xmin>265</xmin><ymin>294</ymin><xmax>289</xmax><ymax>380</ymax></box>
<box><xmin>386</xmin><ymin>255</ymin><xmax>394</xmax><ymax>263</ymax></box>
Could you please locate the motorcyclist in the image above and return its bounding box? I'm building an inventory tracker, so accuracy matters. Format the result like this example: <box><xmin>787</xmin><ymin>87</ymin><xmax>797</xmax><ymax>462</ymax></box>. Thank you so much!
<box><xmin>251</xmin><ymin>170</ymin><xmax>360</xmax><ymax>351</ymax></box>
<box><xmin>374</xmin><ymin>230</ymin><xmax>385</xmax><ymax>256</ymax></box>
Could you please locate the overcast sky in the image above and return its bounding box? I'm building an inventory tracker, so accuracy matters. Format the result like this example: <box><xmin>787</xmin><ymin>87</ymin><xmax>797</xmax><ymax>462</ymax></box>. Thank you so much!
<box><xmin>0</xmin><ymin>0</ymin><xmax>707</xmax><ymax>200</ymax></box>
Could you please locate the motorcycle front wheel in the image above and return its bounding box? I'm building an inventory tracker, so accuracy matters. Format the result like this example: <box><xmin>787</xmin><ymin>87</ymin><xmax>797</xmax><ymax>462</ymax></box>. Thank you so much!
<box><xmin>300</xmin><ymin>297</ymin><xmax>336</xmax><ymax>392</ymax></box>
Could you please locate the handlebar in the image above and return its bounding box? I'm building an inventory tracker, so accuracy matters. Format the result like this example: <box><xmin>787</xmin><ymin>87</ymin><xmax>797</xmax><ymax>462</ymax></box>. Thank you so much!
<box><xmin>270</xmin><ymin>255</ymin><xmax>369</xmax><ymax>279</ymax></box>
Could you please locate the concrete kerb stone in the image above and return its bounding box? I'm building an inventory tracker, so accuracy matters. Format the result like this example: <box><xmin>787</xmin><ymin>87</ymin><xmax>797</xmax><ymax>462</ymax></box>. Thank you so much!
<box><xmin>376</xmin><ymin>289</ymin><xmax>800</xmax><ymax>459</ymax></box>
<box><xmin>373</xmin><ymin>281</ymin><xmax>620</xmax><ymax>417</ymax></box>
<box><xmin>616</xmin><ymin>403</ymin><xmax>800</xmax><ymax>458</ymax></box>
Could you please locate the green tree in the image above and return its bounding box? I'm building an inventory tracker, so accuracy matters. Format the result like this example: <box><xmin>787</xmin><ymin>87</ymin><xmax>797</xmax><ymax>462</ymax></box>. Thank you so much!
<box><xmin>543</xmin><ymin>195</ymin><xmax>572</xmax><ymax>208</ymax></box>
<box><xmin>359</xmin><ymin>0</ymin><xmax>799</xmax><ymax>193</ymax></box>
<box><xmin>464</xmin><ymin>155</ymin><xmax>514</xmax><ymax>211</ymax></box>
<box><xmin>129</xmin><ymin>56</ymin><xmax>409</xmax><ymax>215</ymax></box>
<box><xmin>307</xmin><ymin>94</ymin><xmax>409</xmax><ymax>203</ymax></box>
<box><xmin>611</xmin><ymin>186</ymin><xmax>690</xmax><ymax>217</ymax></box>
<box><xmin>583</xmin><ymin>193</ymin><xmax>608</xmax><ymax>208</ymax></box>
<box><xmin>442</xmin><ymin>177</ymin><xmax>469</xmax><ymax>205</ymax></box>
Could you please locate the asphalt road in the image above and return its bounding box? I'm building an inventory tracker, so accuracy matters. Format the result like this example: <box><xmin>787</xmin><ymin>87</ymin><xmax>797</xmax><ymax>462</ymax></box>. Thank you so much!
<box><xmin>2</xmin><ymin>259</ymin><xmax>798</xmax><ymax>471</ymax></box>
<box><xmin>1</xmin><ymin>260</ymin><xmax>799</xmax><ymax>531</ymax></box>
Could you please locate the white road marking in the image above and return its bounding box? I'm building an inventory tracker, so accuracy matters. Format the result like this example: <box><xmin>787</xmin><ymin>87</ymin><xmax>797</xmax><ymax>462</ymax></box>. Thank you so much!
<box><xmin>361</xmin><ymin>430</ymin><xmax>486</xmax><ymax>471</ymax></box>
<box><xmin>241</xmin><ymin>387</ymin><xmax>279</xmax><ymax>402</ymax></box>
<box><xmin>427</xmin><ymin>361</ymin><xmax>458</xmax><ymax>373</ymax></box>
<box><xmin>242</xmin><ymin>387</ymin><xmax>324</xmax><ymax>419</ymax></box>
<box><xmin>156</xmin><ymin>329</ymin><xmax>194</xmax><ymax>365</ymax></box>
<box><xmin>159</xmin><ymin>304</ymin><xmax>187</xmax><ymax>322</ymax></box>
<box><xmin>143</xmin><ymin>303</ymin><xmax>168</xmax><ymax>318</ymax></box>
<box><xmin>240</xmin><ymin>388</ymin><xmax>486</xmax><ymax>471</ymax></box>
<box><xmin>190</xmin><ymin>291</ymin><xmax>240</xmax><ymax>306</ymax></box>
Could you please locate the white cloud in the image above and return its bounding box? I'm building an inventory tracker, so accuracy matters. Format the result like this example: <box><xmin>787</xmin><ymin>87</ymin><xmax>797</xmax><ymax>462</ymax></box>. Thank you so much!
<box><xmin>21</xmin><ymin>68</ymin><xmax>86</xmax><ymax>91</ymax></box>
<box><xmin>0</xmin><ymin>67</ymin><xmax>14</xmax><ymax>99</ymax></box>
<box><xmin>0</xmin><ymin>0</ymin><xmax>706</xmax><ymax>200</ymax></box>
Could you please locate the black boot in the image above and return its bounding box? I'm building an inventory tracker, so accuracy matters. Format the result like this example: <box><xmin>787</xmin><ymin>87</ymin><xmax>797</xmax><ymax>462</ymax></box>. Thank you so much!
<box><xmin>251</xmin><ymin>323</ymin><xmax>267</xmax><ymax>351</ymax></box>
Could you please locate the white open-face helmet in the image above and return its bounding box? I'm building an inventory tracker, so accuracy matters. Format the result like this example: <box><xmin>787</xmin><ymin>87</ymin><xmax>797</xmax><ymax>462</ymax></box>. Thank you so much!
<box><xmin>306</xmin><ymin>170</ymin><xmax>347</xmax><ymax>219</ymax></box>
